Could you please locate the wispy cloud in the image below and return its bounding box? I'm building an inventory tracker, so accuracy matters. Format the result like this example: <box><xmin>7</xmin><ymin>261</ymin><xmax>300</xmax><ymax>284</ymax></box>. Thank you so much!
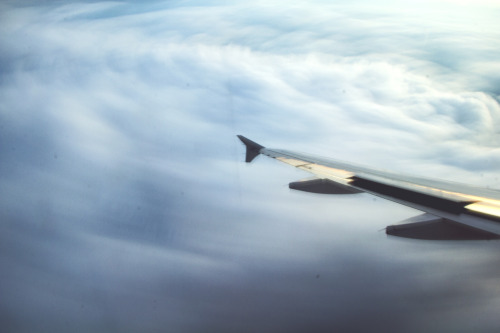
<box><xmin>1</xmin><ymin>1</ymin><xmax>500</xmax><ymax>332</ymax></box>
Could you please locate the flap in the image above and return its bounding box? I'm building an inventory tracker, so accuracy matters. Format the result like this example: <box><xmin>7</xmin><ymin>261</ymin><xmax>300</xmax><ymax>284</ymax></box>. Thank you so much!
<box><xmin>386</xmin><ymin>213</ymin><xmax>500</xmax><ymax>240</ymax></box>
<box><xmin>289</xmin><ymin>178</ymin><xmax>362</xmax><ymax>194</ymax></box>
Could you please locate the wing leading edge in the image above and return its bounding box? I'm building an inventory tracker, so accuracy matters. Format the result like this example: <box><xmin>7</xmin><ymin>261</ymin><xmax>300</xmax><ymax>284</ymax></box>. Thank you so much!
<box><xmin>237</xmin><ymin>135</ymin><xmax>500</xmax><ymax>240</ymax></box>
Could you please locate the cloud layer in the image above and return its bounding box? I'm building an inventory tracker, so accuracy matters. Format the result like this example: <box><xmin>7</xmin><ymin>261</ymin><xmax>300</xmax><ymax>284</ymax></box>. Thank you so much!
<box><xmin>1</xmin><ymin>1</ymin><xmax>500</xmax><ymax>332</ymax></box>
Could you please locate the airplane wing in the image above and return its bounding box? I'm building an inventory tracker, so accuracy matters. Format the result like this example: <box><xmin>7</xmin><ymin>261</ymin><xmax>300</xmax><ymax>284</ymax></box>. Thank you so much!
<box><xmin>237</xmin><ymin>135</ymin><xmax>500</xmax><ymax>240</ymax></box>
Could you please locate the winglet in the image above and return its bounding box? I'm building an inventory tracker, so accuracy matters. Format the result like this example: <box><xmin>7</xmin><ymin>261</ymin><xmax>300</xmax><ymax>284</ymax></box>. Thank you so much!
<box><xmin>237</xmin><ymin>135</ymin><xmax>264</xmax><ymax>163</ymax></box>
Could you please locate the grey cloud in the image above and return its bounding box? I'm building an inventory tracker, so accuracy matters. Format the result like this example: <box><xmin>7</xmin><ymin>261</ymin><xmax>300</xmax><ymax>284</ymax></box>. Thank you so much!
<box><xmin>2</xmin><ymin>0</ymin><xmax>500</xmax><ymax>332</ymax></box>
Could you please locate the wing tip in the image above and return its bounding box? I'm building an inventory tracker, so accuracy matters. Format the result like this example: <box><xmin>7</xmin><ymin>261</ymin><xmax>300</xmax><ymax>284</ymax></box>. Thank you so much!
<box><xmin>237</xmin><ymin>135</ymin><xmax>264</xmax><ymax>163</ymax></box>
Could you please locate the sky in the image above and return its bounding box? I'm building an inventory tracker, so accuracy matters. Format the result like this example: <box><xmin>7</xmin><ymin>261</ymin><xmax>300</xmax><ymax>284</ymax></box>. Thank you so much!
<box><xmin>1</xmin><ymin>0</ymin><xmax>500</xmax><ymax>332</ymax></box>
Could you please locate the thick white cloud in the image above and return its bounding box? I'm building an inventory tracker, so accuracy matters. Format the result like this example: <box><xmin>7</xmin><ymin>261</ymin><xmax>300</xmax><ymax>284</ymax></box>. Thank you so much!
<box><xmin>1</xmin><ymin>1</ymin><xmax>500</xmax><ymax>332</ymax></box>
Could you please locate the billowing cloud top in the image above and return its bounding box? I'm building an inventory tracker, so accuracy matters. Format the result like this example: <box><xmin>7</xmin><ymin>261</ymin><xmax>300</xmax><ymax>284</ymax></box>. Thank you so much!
<box><xmin>1</xmin><ymin>1</ymin><xmax>500</xmax><ymax>332</ymax></box>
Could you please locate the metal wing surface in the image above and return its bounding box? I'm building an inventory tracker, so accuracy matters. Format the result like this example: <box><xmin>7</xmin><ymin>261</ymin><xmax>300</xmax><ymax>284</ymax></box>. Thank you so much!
<box><xmin>237</xmin><ymin>135</ymin><xmax>500</xmax><ymax>240</ymax></box>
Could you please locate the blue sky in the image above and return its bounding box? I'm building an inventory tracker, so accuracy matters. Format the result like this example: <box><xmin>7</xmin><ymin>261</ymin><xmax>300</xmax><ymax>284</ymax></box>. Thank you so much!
<box><xmin>1</xmin><ymin>1</ymin><xmax>500</xmax><ymax>332</ymax></box>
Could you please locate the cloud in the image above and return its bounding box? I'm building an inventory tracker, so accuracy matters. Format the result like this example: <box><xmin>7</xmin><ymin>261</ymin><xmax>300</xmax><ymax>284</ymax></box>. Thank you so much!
<box><xmin>1</xmin><ymin>0</ymin><xmax>500</xmax><ymax>332</ymax></box>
